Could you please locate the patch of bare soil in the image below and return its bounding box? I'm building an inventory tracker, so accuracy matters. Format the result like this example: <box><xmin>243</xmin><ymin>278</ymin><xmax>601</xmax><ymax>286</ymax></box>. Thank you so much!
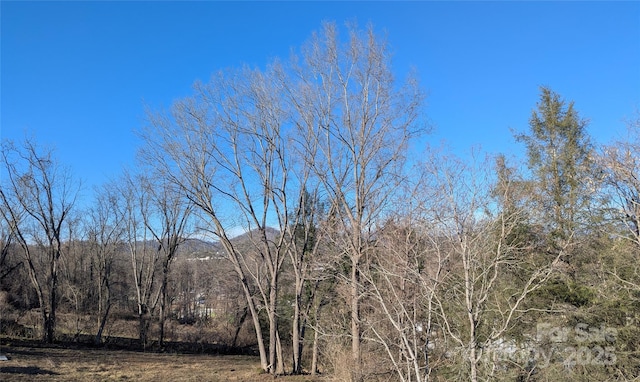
<box><xmin>0</xmin><ymin>340</ymin><xmax>326</xmax><ymax>382</ymax></box>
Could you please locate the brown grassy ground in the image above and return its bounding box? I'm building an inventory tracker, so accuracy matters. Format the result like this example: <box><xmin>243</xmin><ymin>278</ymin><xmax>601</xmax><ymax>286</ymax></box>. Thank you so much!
<box><xmin>0</xmin><ymin>340</ymin><xmax>327</xmax><ymax>382</ymax></box>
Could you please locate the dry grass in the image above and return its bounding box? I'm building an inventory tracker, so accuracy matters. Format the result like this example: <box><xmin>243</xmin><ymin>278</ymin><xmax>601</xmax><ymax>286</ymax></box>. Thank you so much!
<box><xmin>0</xmin><ymin>341</ymin><xmax>327</xmax><ymax>382</ymax></box>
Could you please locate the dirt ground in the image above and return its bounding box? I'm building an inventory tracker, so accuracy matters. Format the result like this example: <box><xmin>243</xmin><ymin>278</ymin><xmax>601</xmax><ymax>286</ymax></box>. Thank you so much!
<box><xmin>0</xmin><ymin>340</ymin><xmax>326</xmax><ymax>382</ymax></box>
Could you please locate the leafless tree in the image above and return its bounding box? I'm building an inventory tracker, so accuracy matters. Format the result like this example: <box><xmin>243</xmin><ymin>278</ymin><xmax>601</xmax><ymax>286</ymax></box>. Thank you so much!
<box><xmin>117</xmin><ymin>171</ymin><xmax>192</xmax><ymax>348</ymax></box>
<box><xmin>0</xmin><ymin>138</ymin><xmax>79</xmax><ymax>343</ymax></box>
<box><xmin>119</xmin><ymin>171</ymin><xmax>159</xmax><ymax>347</ymax></box>
<box><xmin>0</xmin><ymin>206</ymin><xmax>20</xmax><ymax>282</ymax></box>
<box><xmin>139</xmin><ymin>175</ymin><xmax>193</xmax><ymax>347</ymax></box>
<box><xmin>599</xmin><ymin>111</ymin><xmax>640</xmax><ymax>247</ymax></box>
<box><xmin>140</xmin><ymin>22</ymin><xmax>425</xmax><ymax>376</ymax></box>
<box><xmin>284</xmin><ymin>186</ymin><xmax>330</xmax><ymax>374</ymax></box>
<box><xmin>141</xmin><ymin>65</ymin><xmax>294</xmax><ymax>373</ymax></box>
<box><xmin>598</xmin><ymin>111</ymin><xmax>640</xmax><ymax>294</ymax></box>
<box><xmin>57</xmin><ymin>213</ymin><xmax>92</xmax><ymax>337</ymax></box>
<box><xmin>358</xmin><ymin>173</ymin><xmax>447</xmax><ymax>382</ymax></box>
<box><xmin>86</xmin><ymin>181</ymin><xmax>127</xmax><ymax>344</ymax></box>
<box><xmin>420</xmin><ymin>153</ymin><xmax>560</xmax><ymax>382</ymax></box>
<box><xmin>285</xmin><ymin>22</ymin><xmax>426</xmax><ymax>381</ymax></box>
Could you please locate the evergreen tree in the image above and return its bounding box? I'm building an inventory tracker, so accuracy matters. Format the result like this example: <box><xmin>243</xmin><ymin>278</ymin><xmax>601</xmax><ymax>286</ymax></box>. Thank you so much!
<box><xmin>515</xmin><ymin>86</ymin><xmax>593</xmax><ymax>245</ymax></box>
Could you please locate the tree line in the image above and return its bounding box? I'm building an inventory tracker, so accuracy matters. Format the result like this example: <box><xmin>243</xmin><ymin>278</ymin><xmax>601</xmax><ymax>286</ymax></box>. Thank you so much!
<box><xmin>1</xmin><ymin>23</ymin><xmax>639</xmax><ymax>381</ymax></box>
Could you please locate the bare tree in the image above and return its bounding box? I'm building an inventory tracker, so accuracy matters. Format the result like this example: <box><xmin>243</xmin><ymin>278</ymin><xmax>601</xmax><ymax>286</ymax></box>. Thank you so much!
<box><xmin>0</xmin><ymin>138</ymin><xmax>79</xmax><ymax>343</ymax></box>
<box><xmin>600</xmin><ymin>111</ymin><xmax>640</xmax><ymax>247</ymax></box>
<box><xmin>141</xmin><ymin>65</ymin><xmax>294</xmax><ymax>373</ymax></box>
<box><xmin>140</xmin><ymin>22</ymin><xmax>425</xmax><ymax>377</ymax></box>
<box><xmin>285</xmin><ymin>186</ymin><xmax>329</xmax><ymax>374</ymax></box>
<box><xmin>285</xmin><ymin>22</ymin><xmax>425</xmax><ymax>381</ymax></box>
<box><xmin>358</xmin><ymin>173</ymin><xmax>448</xmax><ymax>382</ymax></box>
<box><xmin>0</xmin><ymin>205</ymin><xmax>20</xmax><ymax>282</ymax></box>
<box><xmin>420</xmin><ymin>153</ymin><xmax>560</xmax><ymax>382</ymax></box>
<box><xmin>86</xmin><ymin>181</ymin><xmax>127</xmax><ymax>344</ymax></box>
<box><xmin>598</xmin><ymin>111</ymin><xmax>640</xmax><ymax>296</ymax></box>
<box><xmin>114</xmin><ymin>171</ymin><xmax>191</xmax><ymax>348</ymax></box>
<box><xmin>139</xmin><ymin>175</ymin><xmax>192</xmax><ymax>348</ymax></box>
<box><xmin>57</xmin><ymin>212</ymin><xmax>91</xmax><ymax>338</ymax></box>
<box><xmin>119</xmin><ymin>172</ymin><xmax>159</xmax><ymax>347</ymax></box>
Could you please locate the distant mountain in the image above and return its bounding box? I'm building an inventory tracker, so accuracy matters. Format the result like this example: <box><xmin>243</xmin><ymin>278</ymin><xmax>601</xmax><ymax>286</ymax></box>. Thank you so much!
<box><xmin>178</xmin><ymin>238</ymin><xmax>222</xmax><ymax>259</ymax></box>
<box><xmin>178</xmin><ymin>227</ymin><xmax>281</xmax><ymax>260</ymax></box>
<box><xmin>229</xmin><ymin>227</ymin><xmax>280</xmax><ymax>244</ymax></box>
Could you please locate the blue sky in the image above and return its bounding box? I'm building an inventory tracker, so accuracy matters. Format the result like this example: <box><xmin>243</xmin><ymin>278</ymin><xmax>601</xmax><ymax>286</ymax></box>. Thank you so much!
<box><xmin>2</xmin><ymin>1</ymin><xmax>639</xmax><ymax>198</ymax></box>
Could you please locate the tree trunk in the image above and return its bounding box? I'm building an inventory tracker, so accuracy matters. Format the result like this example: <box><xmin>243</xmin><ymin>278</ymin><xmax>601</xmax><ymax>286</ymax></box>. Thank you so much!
<box><xmin>351</xmin><ymin>255</ymin><xmax>361</xmax><ymax>382</ymax></box>
<box><xmin>467</xmin><ymin>304</ymin><xmax>478</xmax><ymax>382</ymax></box>
<box><xmin>46</xmin><ymin>258</ymin><xmax>58</xmax><ymax>344</ymax></box>
<box><xmin>311</xmin><ymin>323</ymin><xmax>319</xmax><ymax>375</ymax></box>
<box><xmin>40</xmin><ymin>309</ymin><xmax>49</xmax><ymax>342</ymax></box>
<box><xmin>268</xmin><ymin>278</ymin><xmax>281</xmax><ymax>374</ymax></box>
<box><xmin>159</xmin><ymin>267</ymin><xmax>169</xmax><ymax>348</ymax></box>
<box><xmin>469</xmin><ymin>341</ymin><xmax>478</xmax><ymax>382</ymax></box>
<box><xmin>298</xmin><ymin>317</ymin><xmax>307</xmax><ymax>374</ymax></box>
<box><xmin>232</xmin><ymin>306</ymin><xmax>248</xmax><ymax>348</ymax></box>
<box><xmin>159</xmin><ymin>293</ymin><xmax>166</xmax><ymax>348</ymax></box>
<box><xmin>292</xmin><ymin>276</ymin><xmax>303</xmax><ymax>374</ymax></box>
<box><xmin>292</xmin><ymin>299</ymin><xmax>301</xmax><ymax>374</ymax></box>
<box><xmin>138</xmin><ymin>305</ymin><xmax>151</xmax><ymax>350</ymax></box>
<box><xmin>276</xmin><ymin>328</ymin><xmax>285</xmax><ymax>374</ymax></box>
<box><xmin>95</xmin><ymin>303</ymin><xmax>111</xmax><ymax>344</ymax></box>
<box><xmin>240</xmin><ymin>277</ymin><xmax>268</xmax><ymax>372</ymax></box>
<box><xmin>95</xmin><ymin>270</ymin><xmax>112</xmax><ymax>344</ymax></box>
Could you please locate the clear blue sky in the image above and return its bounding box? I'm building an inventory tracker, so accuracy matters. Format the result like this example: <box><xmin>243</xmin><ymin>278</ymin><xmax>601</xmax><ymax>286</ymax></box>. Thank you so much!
<box><xmin>2</xmin><ymin>1</ymin><xmax>639</xmax><ymax>197</ymax></box>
